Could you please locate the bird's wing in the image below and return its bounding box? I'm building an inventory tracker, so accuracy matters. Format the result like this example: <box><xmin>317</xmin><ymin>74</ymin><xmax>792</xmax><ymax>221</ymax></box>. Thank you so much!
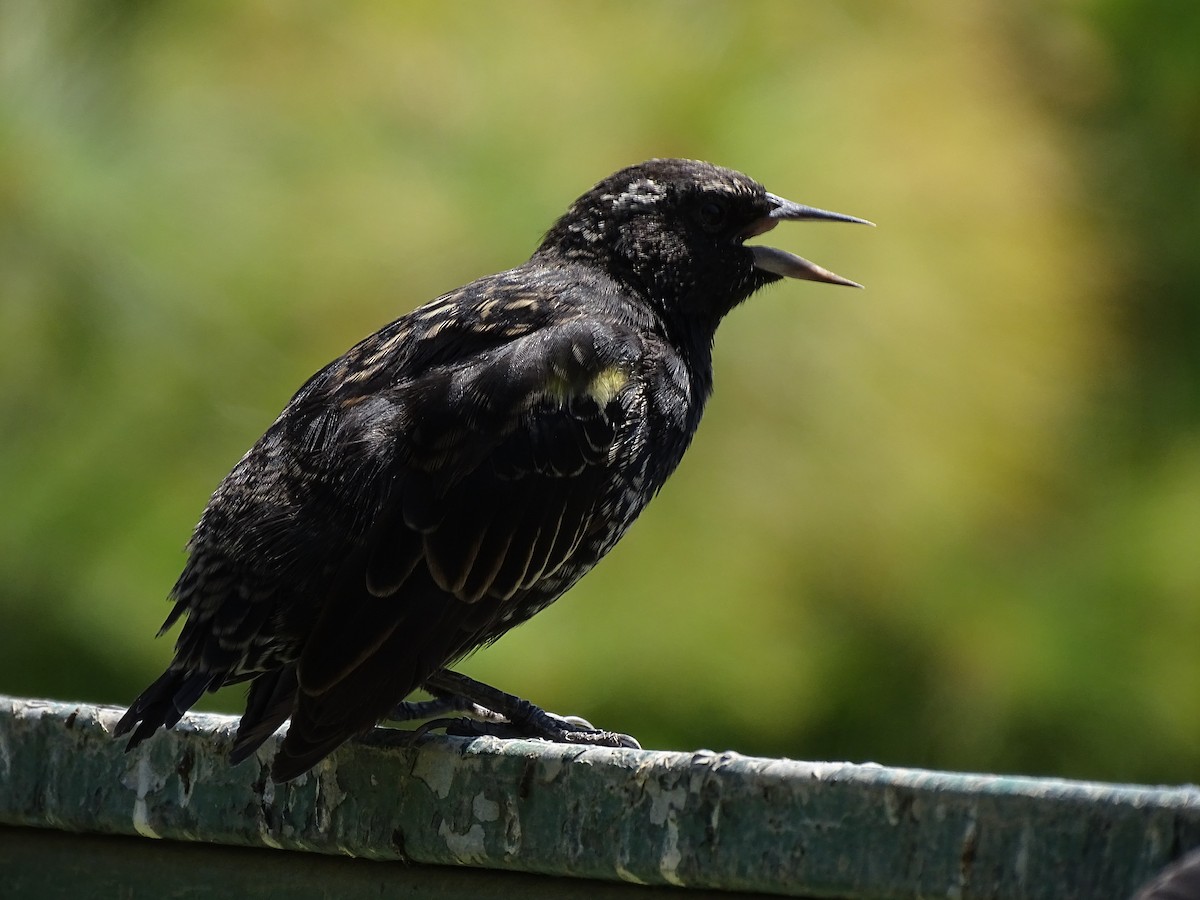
<box><xmin>290</xmin><ymin>313</ymin><xmax>642</xmax><ymax>698</ymax></box>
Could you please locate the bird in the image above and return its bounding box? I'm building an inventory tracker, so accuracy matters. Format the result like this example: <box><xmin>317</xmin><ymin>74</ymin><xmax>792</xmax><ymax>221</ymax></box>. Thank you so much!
<box><xmin>115</xmin><ymin>158</ymin><xmax>870</xmax><ymax>782</ymax></box>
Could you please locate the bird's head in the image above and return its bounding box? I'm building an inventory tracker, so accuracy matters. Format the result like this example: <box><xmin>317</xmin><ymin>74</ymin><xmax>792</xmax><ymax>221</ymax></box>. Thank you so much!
<box><xmin>537</xmin><ymin>158</ymin><xmax>871</xmax><ymax>324</ymax></box>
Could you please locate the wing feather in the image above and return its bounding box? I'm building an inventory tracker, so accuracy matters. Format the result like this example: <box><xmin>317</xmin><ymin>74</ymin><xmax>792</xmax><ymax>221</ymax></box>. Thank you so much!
<box><xmin>285</xmin><ymin>318</ymin><xmax>638</xmax><ymax>711</ymax></box>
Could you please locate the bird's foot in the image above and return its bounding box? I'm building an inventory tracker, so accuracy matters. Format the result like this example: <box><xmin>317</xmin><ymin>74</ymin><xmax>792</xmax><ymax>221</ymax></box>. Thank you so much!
<box><xmin>421</xmin><ymin>711</ymin><xmax>640</xmax><ymax>748</ymax></box>
<box><xmin>411</xmin><ymin>669</ymin><xmax>640</xmax><ymax>749</ymax></box>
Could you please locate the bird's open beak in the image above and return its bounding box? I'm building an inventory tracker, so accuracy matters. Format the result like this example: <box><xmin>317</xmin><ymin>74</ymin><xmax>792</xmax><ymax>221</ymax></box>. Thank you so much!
<box><xmin>747</xmin><ymin>193</ymin><xmax>873</xmax><ymax>289</ymax></box>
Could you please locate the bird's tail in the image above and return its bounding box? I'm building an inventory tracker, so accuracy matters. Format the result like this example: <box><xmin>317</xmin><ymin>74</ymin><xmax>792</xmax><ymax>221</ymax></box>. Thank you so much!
<box><xmin>268</xmin><ymin>593</ymin><xmax>466</xmax><ymax>782</ymax></box>
<box><xmin>113</xmin><ymin>668</ymin><xmax>217</xmax><ymax>749</ymax></box>
<box><xmin>227</xmin><ymin>666</ymin><xmax>299</xmax><ymax>765</ymax></box>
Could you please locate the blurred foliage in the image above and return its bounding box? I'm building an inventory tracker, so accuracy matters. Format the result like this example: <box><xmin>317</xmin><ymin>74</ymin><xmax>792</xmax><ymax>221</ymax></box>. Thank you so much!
<box><xmin>1</xmin><ymin>0</ymin><xmax>1197</xmax><ymax>784</ymax></box>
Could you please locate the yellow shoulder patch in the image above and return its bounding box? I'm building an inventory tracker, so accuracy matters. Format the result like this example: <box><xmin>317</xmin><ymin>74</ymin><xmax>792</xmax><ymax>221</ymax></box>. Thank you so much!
<box><xmin>540</xmin><ymin>366</ymin><xmax>628</xmax><ymax>406</ymax></box>
<box><xmin>587</xmin><ymin>367</ymin><xmax>628</xmax><ymax>405</ymax></box>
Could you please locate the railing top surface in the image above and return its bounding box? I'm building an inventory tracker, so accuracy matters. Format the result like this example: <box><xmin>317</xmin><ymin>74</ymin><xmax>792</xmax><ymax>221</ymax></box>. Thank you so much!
<box><xmin>1</xmin><ymin>695</ymin><xmax>1196</xmax><ymax>898</ymax></box>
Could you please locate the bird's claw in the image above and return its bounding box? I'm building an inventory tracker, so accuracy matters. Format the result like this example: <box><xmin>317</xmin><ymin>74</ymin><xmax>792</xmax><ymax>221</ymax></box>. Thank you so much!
<box><xmin>419</xmin><ymin>712</ymin><xmax>641</xmax><ymax>749</ymax></box>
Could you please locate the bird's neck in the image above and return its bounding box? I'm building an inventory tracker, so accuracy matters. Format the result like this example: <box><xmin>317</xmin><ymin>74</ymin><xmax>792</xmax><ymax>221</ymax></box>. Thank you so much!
<box><xmin>664</xmin><ymin>311</ymin><xmax>716</xmax><ymax>388</ymax></box>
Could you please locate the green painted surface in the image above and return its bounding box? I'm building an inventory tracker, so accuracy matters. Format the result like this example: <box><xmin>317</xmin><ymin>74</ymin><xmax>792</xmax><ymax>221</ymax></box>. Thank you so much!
<box><xmin>0</xmin><ymin>826</ymin><xmax>774</xmax><ymax>900</ymax></box>
<box><xmin>1</xmin><ymin>696</ymin><xmax>1197</xmax><ymax>898</ymax></box>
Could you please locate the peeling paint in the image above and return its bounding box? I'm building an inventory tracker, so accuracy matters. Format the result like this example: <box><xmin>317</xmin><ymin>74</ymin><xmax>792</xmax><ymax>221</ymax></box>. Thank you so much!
<box><xmin>411</xmin><ymin>747</ymin><xmax>456</xmax><ymax>799</ymax></box>
<box><xmin>472</xmin><ymin>793</ymin><xmax>499</xmax><ymax>823</ymax></box>
<box><xmin>798</xmin><ymin>759</ymin><xmax>850</xmax><ymax>781</ymax></box>
<box><xmin>658</xmin><ymin>808</ymin><xmax>685</xmax><ymax>887</ymax></box>
<box><xmin>645</xmin><ymin>778</ymin><xmax>688</xmax><ymax>827</ymax></box>
<box><xmin>3</xmin><ymin>698</ymin><xmax>1200</xmax><ymax>898</ymax></box>
<box><xmin>129</xmin><ymin>755</ymin><xmax>164</xmax><ymax>840</ymax></box>
<box><xmin>614</xmin><ymin>862</ymin><xmax>649</xmax><ymax>885</ymax></box>
<box><xmin>311</xmin><ymin>762</ymin><xmax>347</xmax><ymax>835</ymax></box>
<box><xmin>636</xmin><ymin>764</ymin><xmax>690</xmax><ymax>887</ymax></box>
<box><xmin>438</xmin><ymin>820</ymin><xmax>486</xmax><ymax>863</ymax></box>
<box><xmin>500</xmin><ymin>792</ymin><xmax>522</xmax><ymax>856</ymax></box>
<box><xmin>257</xmin><ymin>777</ymin><xmax>284</xmax><ymax>850</ymax></box>
<box><xmin>537</xmin><ymin>754</ymin><xmax>566</xmax><ymax>784</ymax></box>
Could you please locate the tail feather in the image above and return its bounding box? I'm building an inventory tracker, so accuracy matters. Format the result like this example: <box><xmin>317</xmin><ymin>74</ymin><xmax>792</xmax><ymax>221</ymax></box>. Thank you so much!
<box><xmin>270</xmin><ymin>589</ymin><xmax>465</xmax><ymax>781</ymax></box>
<box><xmin>228</xmin><ymin>666</ymin><xmax>299</xmax><ymax>764</ymax></box>
<box><xmin>114</xmin><ymin>668</ymin><xmax>217</xmax><ymax>749</ymax></box>
<box><xmin>269</xmin><ymin>630</ymin><xmax>425</xmax><ymax>781</ymax></box>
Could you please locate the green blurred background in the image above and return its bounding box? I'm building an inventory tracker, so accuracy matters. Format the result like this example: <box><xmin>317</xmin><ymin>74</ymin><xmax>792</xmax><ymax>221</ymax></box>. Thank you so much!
<box><xmin>2</xmin><ymin>1</ymin><xmax>1197</xmax><ymax>785</ymax></box>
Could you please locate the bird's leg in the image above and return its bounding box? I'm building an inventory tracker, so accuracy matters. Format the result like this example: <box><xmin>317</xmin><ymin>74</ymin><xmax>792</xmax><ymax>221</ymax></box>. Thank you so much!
<box><xmin>388</xmin><ymin>696</ymin><xmax>492</xmax><ymax>724</ymax></box>
<box><xmin>388</xmin><ymin>694</ymin><xmax>502</xmax><ymax>723</ymax></box>
<box><xmin>420</xmin><ymin>669</ymin><xmax>641</xmax><ymax>749</ymax></box>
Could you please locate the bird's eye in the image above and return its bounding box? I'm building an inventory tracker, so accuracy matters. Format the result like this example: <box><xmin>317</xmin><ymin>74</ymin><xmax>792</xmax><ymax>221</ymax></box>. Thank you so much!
<box><xmin>697</xmin><ymin>199</ymin><xmax>728</xmax><ymax>230</ymax></box>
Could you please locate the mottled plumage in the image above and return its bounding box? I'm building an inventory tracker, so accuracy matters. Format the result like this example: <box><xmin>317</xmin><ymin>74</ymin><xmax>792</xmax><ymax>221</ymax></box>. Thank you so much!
<box><xmin>116</xmin><ymin>158</ymin><xmax>869</xmax><ymax>780</ymax></box>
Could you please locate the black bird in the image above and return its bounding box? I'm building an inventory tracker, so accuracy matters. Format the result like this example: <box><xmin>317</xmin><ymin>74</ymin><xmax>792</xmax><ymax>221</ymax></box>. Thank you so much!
<box><xmin>116</xmin><ymin>158</ymin><xmax>870</xmax><ymax>781</ymax></box>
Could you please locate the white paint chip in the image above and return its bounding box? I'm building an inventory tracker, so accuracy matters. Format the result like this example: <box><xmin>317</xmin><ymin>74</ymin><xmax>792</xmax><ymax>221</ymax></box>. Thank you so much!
<box><xmin>130</xmin><ymin>755</ymin><xmax>163</xmax><ymax>840</ymax></box>
<box><xmin>439</xmin><ymin>820</ymin><xmax>487</xmax><ymax>863</ymax></box>
<box><xmin>473</xmin><ymin>793</ymin><xmax>500</xmax><ymax>823</ymax></box>
<box><xmin>411</xmin><ymin>751</ymin><xmax>456</xmax><ymax>799</ymax></box>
